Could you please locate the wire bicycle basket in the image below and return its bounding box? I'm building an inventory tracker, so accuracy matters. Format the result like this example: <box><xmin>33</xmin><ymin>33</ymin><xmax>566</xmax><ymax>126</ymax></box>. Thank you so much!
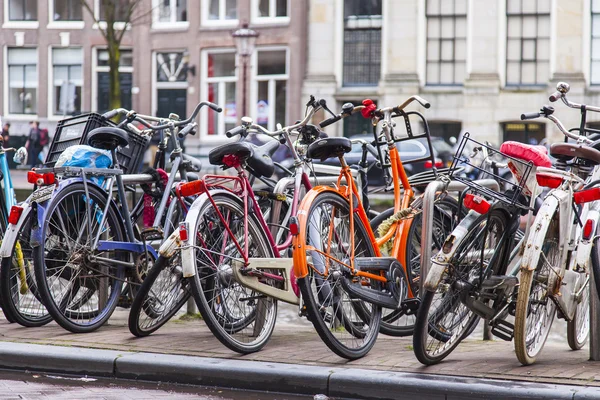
<box><xmin>449</xmin><ymin>132</ymin><xmax>533</xmax><ymax>209</ymax></box>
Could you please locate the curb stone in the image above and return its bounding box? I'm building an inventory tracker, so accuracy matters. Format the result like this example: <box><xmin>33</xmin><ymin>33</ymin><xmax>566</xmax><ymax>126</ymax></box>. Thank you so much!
<box><xmin>0</xmin><ymin>342</ymin><xmax>600</xmax><ymax>399</ymax></box>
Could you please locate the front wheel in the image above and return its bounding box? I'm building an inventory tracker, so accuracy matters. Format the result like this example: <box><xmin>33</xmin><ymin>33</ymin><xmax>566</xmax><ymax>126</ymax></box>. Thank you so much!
<box><xmin>296</xmin><ymin>191</ymin><xmax>381</xmax><ymax>360</ymax></box>
<box><xmin>514</xmin><ymin>218</ymin><xmax>558</xmax><ymax>365</ymax></box>
<box><xmin>567</xmin><ymin>277</ymin><xmax>589</xmax><ymax>351</ymax></box>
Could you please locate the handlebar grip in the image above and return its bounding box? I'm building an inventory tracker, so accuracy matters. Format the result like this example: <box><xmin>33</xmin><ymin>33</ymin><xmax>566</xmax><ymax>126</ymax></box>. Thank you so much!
<box><xmin>207</xmin><ymin>102</ymin><xmax>223</xmax><ymax>113</ymax></box>
<box><xmin>548</xmin><ymin>91</ymin><xmax>562</xmax><ymax>102</ymax></box>
<box><xmin>102</xmin><ymin>109</ymin><xmax>119</xmax><ymax>119</ymax></box>
<box><xmin>521</xmin><ymin>112</ymin><xmax>541</xmax><ymax>120</ymax></box>
<box><xmin>319</xmin><ymin>115</ymin><xmax>342</xmax><ymax>128</ymax></box>
<box><xmin>413</xmin><ymin>95</ymin><xmax>431</xmax><ymax>109</ymax></box>
<box><xmin>226</xmin><ymin>125</ymin><xmax>245</xmax><ymax>138</ymax></box>
<box><xmin>177</xmin><ymin>123</ymin><xmax>196</xmax><ymax>139</ymax></box>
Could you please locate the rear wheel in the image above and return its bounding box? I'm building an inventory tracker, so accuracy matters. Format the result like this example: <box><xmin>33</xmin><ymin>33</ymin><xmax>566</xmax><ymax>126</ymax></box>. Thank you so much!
<box><xmin>0</xmin><ymin>208</ymin><xmax>52</xmax><ymax>327</ymax></box>
<box><xmin>514</xmin><ymin>217</ymin><xmax>559</xmax><ymax>365</ymax></box>
<box><xmin>297</xmin><ymin>191</ymin><xmax>381</xmax><ymax>360</ymax></box>
<box><xmin>567</xmin><ymin>278</ymin><xmax>589</xmax><ymax>351</ymax></box>
<box><xmin>413</xmin><ymin>209</ymin><xmax>507</xmax><ymax>365</ymax></box>
<box><xmin>190</xmin><ymin>193</ymin><xmax>277</xmax><ymax>354</ymax></box>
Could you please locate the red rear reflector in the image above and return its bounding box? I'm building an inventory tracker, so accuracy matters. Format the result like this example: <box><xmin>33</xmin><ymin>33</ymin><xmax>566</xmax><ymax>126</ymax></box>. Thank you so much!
<box><xmin>584</xmin><ymin>219</ymin><xmax>595</xmax><ymax>240</ymax></box>
<box><xmin>179</xmin><ymin>180</ymin><xmax>203</xmax><ymax>197</ymax></box>
<box><xmin>27</xmin><ymin>171</ymin><xmax>55</xmax><ymax>186</ymax></box>
<box><xmin>424</xmin><ymin>159</ymin><xmax>443</xmax><ymax>168</ymax></box>
<box><xmin>179</xmin><ymin>221</ymin><xmax>189</xmax><ymax>242</ymax></box>
<box><xmin>574</xmin><ymin>187</ymin><xmax>600</xmax><ymax>204</ymax></box>
<box><xmin>536</xmin><ymin>173</ymin><xmax>563</xmax><ymax>189</ymax></box>
<box><xmin>289</xmin><ymin>217</ymin><xmax>299</xmax><ymax>236</ymax></box>
<box><xmin>8</xmin><ymin>206</ymin><xmax>23</xmax><ymax>225</ymax></box>
<box><xmin>463</xmin><ymin>193</ymin><xmax>491</xmax><ymax>214</ymax></box>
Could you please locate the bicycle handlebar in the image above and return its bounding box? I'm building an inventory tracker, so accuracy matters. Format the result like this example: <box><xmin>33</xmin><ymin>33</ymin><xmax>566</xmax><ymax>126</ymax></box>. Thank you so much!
<box><xmin>521</xmin><ymin>111</ymin><xmax>541</xmax><ymax>120</ymax></box>
<box><xmin>177</xmin><ymin>122</ymin><xmax>197</xmax><ymax>139</ymax></box>
<box><xmin>226</xmin><ymin>125</ymin><xmax>246</xmax><ymax>138</ymax></box>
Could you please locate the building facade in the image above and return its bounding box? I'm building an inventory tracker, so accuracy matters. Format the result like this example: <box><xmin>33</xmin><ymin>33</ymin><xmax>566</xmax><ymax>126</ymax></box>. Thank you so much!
<box><xmin>0</xmin><ymin>0</ymin><xmax>307</xmax><ymax>155</ymax></box>
<box><xmin>305</xmin><ymin>0</ymin><xmax>600</xmax><ymax>146</ymax></box>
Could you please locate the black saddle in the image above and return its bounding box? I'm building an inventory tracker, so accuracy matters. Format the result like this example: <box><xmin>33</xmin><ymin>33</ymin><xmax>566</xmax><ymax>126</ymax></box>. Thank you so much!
<box><xmin>307</xmin><ymin>137</ymin><xmax>352</xmax><ymax>161</ymax></box>
<box><xmin>209</xmin><ymin>140</ymin><xmax>280</xmax><ymax>178</ymax></box>
<box><xmin>550</xmin><ymin>142</ymin><xmax>600</xmax><ymax>165</ymax></box>
<box><xmin>87</xmin><ymin>127</ymin><xmax>129</xmax><ymax>151</ymax></box>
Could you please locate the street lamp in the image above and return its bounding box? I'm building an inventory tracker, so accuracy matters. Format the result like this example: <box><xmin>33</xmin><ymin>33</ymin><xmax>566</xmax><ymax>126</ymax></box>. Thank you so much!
<box><xmin>232</xmin><ymin>22</ymin><xmax>259</xmax><ymax>119</ymax></box>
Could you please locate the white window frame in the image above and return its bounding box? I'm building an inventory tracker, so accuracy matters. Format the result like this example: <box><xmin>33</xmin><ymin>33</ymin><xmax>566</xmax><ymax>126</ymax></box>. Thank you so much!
<box><xmin>48</xmin><ymin>0</ymin><xmax>85</xmax><ymax>29</ymax></box>
<box><xmin>3</xmin><ymin>0</ymin><xmax>39</xmax><ymax>29</ymax></box>
<box><xmin>201</xmin><ymin>0</ymin><xmax>239</xmax><ymax>27</ymax></box>
<box><xmin>152</xmin><ymin>0</ymin><xmax>189</xmax><ymax>30</ymax></box>
<box><xmin>251</xmin><ymin>0</ymin><xmax>290</xmax><ymax>25</ymax></box>
<box><xmin>94</xmin><ymin>0</ymin><xmax>128</xmax><ymax>31</ymax></box>
<box><xmin>199</xmin><ymin>48</ymin><xmax>237</xmax><ymax>141</ymax></box>
<box><xmin>251</xmin><ymin>46</ymin><xmax>289</xmax><ymax>132</ymax></box>
<box><xmin>4</xmin><ymin>46</ymin><xmax>39</xmax><ymax>119</ymax></box>
<box><xmin>152</xmin><ymin>50</ymin><xmax>189</xmax><ymax>122</ymax></box>
<box><xmin>47</xmin><ymin>46</ymin><xmax>84</xmax><ymax>120</ymax></box>
<box><xmin>91</xmin><ymin>47</ymin><xmax>134</xmax><ymax>112</ymax></box>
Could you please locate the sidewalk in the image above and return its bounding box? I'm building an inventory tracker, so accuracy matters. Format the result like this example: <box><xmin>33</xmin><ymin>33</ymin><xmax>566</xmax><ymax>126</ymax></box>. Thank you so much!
<box><xmin>0</xmin><ymin>309</ymin><xmax>599</xmax><ymax>399</ymax></box>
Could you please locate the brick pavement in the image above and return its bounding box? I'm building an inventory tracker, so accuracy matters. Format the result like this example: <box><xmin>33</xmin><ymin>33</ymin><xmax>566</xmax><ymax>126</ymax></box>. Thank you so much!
<box><xmin>0</xmin><ymin>309</ymin><xmax>598</xmax><ymax>389</ymax></box>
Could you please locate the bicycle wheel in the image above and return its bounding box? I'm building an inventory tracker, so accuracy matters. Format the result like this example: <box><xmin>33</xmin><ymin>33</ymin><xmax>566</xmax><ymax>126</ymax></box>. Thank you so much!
<box><xmin>590</xmin><ymin>229</ymin><xmax>600</xmax><ymax>301</ymax></box>
<box><xmin>413</xmin><ymin>209</ymin><xmax>507</xmax><ymax>365</ymax></box>
<box><xmin>514</xmin><ymin>217</ymin><xmax>558</xmax><ymax>365</ymax></box>
<box><xmin>33</xmin><ymin>182</ymin><xmax>127</xmax><ymax>333</ymax></box>
<box><xmin>190</xmin><ymin>192</ymin><xmax>277</xmax><ymax>354</ymax></box>
<box><xmin>297</xmin><ymin>191</ymin><xmax>381</xmax><ymax>360</ymax></box>
<box><xmin>128</xmin><ymin>251</ymin><xmax>190</xmax><ymax>337</ymax></box>
<box><xmin>0</xmin><ymin>208</ymin><xmax>52</xmax><ymax>327</ymax></box>
<box><xmin>371</xmin><ymin>196</ymin><xmax>460</xmax><ymax>337</ymax></box>
<box><xmin>567</xmin><ymin>278</ymin><xmax>589</xmax><ymax>351</ymax></box>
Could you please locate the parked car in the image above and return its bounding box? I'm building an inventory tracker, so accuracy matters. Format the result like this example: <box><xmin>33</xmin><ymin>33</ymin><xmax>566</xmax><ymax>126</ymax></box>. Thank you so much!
<box><xmin>314</xmin><ymin>135</ymin><xmax>453</xmax><ymax>187</ymax></box>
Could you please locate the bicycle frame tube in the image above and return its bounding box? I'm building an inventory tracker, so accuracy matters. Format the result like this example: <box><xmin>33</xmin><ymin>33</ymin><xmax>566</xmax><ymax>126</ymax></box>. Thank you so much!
<box><xmin>0</xmin><ymin>151</ymin><xmax>16</xmax><ymax>211</ymax></box>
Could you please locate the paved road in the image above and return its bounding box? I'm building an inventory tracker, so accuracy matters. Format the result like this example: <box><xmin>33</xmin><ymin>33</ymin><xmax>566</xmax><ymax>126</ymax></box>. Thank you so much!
<box><xmin>0</xmin><ymin>370</ymin><xmax>311</xmax><ymax>400</ymax></box>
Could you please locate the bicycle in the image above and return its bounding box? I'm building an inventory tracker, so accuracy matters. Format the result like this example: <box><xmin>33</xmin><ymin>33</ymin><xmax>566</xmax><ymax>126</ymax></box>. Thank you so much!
<box><xmin>291</xmin><ymin>96</ymin><xmax>464</xmax><ymax>359</ymax></box>
<box><xmin>26</xmin><ymin>102</ymin><xmax>220</xmax><ymax>333</ymax></box>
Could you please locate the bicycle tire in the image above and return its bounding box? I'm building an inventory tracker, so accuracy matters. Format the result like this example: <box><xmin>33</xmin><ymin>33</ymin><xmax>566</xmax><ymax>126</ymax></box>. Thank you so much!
<box><xmin>296</xmin><ymin>191</ymin><xmax>381</xmax><ymax>360</ymax></box>
<box><xmin>128</xmin><ymin>252</ymin><xmax>190</xmax><ymax>337</ymax></box>
<box><xmin>189</xmin><ymin>192</ymin><xmax>278</xmax><ymax>354</ymax></box>
<box><xmin>371</xmin><ymin>196</ymin><xmax>460</xmax><ymax>337</ymax></box>
<box><xmin>0</xmin><ymin>208</ymin><xmax>52</xmax><ymax>327</ymax></box>
<box><xmin>514</xmin><ymin>216</ymin><xmax>558</xmax><ymax>365</ymax></box>
<box><xmin>413</xmin><ymin>209</ymin><xmax>508</xmax><ymax>365</ymax></box>
<box><xmin>567</xmin><ymin>279</ymin><xmax>589</xmax><ymax>351</ymax></box>
<box><xmin>590</xmin><ymin>232</ymin><xmax>600</xmax><ymax>302</ymax></box>
<box><xmin>33</xmin><ymin>182</ymin><xmax>127</xmax><ymax>333</ymax></box>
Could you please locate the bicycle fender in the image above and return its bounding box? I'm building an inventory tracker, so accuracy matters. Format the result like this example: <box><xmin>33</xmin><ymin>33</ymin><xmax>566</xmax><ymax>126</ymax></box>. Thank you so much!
<box><xmin>521</xmin><ymin>195</ymin><xmax>560</xmax><ymax>272</ymax></box>
<box><xmin>0</xmin><ymin>201</ymin><xmax>32</xmax><ymax>258</ymax></box>
<box><xmin>158</xmin><ymin>227</ymin><xmax>182</xmax><ymax>259</ymax></box>
<box><xmin>181</xmin><ymin>189</ymin><xmax>232</xmax><ymax>278</ymax></box>
<box><xmin>424</xmin><ymin>209</ymin><xmax>481</xmax><ymax>291</ymax></box>
<box><xmin>576</xmin><ymin>209</ymin><xmax>600</xmax><ymax>270</ymax></box>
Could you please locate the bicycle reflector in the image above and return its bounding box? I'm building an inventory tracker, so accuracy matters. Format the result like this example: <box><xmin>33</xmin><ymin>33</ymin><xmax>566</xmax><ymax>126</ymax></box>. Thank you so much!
<box><xmin>424</xmin><ymin>159</ymin><xmax>443</xmax><ymax>168</ymax></box>
<box><xmin>179</xmin><ymin>180</ymin><xmax>204</xmax><ymax>197</ymax></box>
<box><xmin>574</xmin><ymin>187</ymin><xmax>600</xmax><ymax>204</ymax></box>
<box><xmin>583</xmin><ymin>219</ymin><xmax>595</xmax><ymax>240</ymax></box>
<box><xmin>8</xmin><ymin>205</ymin><xmax>23</xmax><ymax>225</ymax></box>
<box><xmin>536</xmin><ymin>173</ymin><xmax>563</xmax><ymax>189</ymax></box>
<box><xmin>463</xmin><ymin>193</ymin><xmax>491</xmax><ymax>214</ymax></box>
<box><xmin>179</xmin><ymin>221</ymin><xmax>189</xmax><ymax>242</ymax></box>
<box><xmin>27</xmin><ymin>171</ymin><xmax>55</xmax><ymax>186</ymax></box>
<box><xmin>289</xmin><ymin>216</ymin><xmax>299</xmax><ymax>236</ymax></box>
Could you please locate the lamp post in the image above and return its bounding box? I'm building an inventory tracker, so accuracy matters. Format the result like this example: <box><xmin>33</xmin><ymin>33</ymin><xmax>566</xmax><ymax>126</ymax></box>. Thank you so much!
<box><xmin>232</xmin><ymin>23</ymin><xmax>259</xmax><ymax>119</ymax></box>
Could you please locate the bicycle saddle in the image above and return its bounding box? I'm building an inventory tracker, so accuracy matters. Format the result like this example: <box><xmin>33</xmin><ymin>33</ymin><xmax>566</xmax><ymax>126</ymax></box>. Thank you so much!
<box><xmin>87</xmin><ymin>127</ymin><xmax>129</xmax><ymax>151</ymax></box>
<box><xmin>499</xmin><ymin>141</ymin><xmax>552</xmax><ymax>167</ymax></box>
<box><xmin>209</xmin><ymin>140</ymin><xmax>279</xmax><ymax>178</ymax></box>
<box><xmin>306</xmin><ymin>137</ymin><xmax>352</xmax><ymax>161</ymax></box>
<box><xmin>550</xmin><ymin>142</ymin><xmax>600</xmax><ymax>165</ymax></box>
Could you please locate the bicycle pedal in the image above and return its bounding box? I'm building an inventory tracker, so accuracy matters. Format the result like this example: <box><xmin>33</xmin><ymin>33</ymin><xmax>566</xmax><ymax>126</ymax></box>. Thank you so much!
<box><xmin>401</xmin><ymin>297</ymin><xmax>421</xmax><ymax>315</ymax></box>
<box><xmin>141</xmin><ymin>227</ymin><xmax>164</xmax><ymax>241</ymax></box>
<box><xmin>490</xmin><ymin>319</ymin><xmax>514</xmax><ymax>341</ymax></box>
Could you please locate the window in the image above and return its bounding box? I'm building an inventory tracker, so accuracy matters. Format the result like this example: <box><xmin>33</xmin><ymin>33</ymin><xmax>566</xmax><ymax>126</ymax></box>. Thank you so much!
<box><xmin>254</xmin><ymin>49</ymin><xmax>288</xmax><ymax>131</ymax></box>
<box><xmin>53</xmin><ymin>0</ymin><xmax>82</xmax><ymax>21</ymax></box>
<box><xmin>343</xmin><ymin>0</ymin><xmax>382</xmax><ymax>87</ymax></box>
<box><xmin>502</xmin><ymin>122</ymin><xmax>545</xmax><ymax>144</ymax></box>
<box><xmin>52</xmin><ymin>48</ymin><xmax>83</xmax><ymax>116</ymax></box>
<box><xmin>592</xmin><ymin>0</ymin><xmax>600</xmax><ymax>84</ymax></box>
<box><xmin>99</xmin><ymin>0</ymin><xmax>129</xmax><ymax>22</ymax></box>
<box><xmin>7</xmin><ymin>48</ymin><xmax>37</xmax><ymax>115</ymax></box>
<box><xmin>257</xmin><ymin>0</ymin><xmax>288</xmax><ymax>18</ymax></box>
<box><xmin>96</xmin><ymin>49</ymin><xmax>133</xmax><ymax>113</ymax></box>
<box><xmin>207</xmin><ymin>0</ymin><xmax>237</xmax><ymax>21</ymax></box>
<box><xmin>156</xmin><ymin>52</ymin><xmax>188</xmax><ymax>120</ymax></box>
<box><xmin>506</xmin><ymin>0</ymin><xmax>550</xmax><ymax>86</ymax></box>
<box><xmin>203</xmin><ymin>50</ymin><xmax>237</xmax><ymax>136</ymax></box>
<box><xmin>155</xmin><ymin>0</ymin><xmax>187</xmax><ymax>24</ymax></box>
<box><xmin>343</xmin><ymin>100</ymin><xmax>373</xmax><ymax>137</ymax></box>
<box><xmin>8</xmin><ymin>0</ymin><xmax>37</xmax><ymax>21</ymax></box>
<box><xmin>428</xmin><ymin>121</ymin><xmax>462</xmax><ymax>143</ymax></box>
<box><xmin>426</xmin><ymin>0</ymin><xmax>466</xmax><ymax>85</ymax></box>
